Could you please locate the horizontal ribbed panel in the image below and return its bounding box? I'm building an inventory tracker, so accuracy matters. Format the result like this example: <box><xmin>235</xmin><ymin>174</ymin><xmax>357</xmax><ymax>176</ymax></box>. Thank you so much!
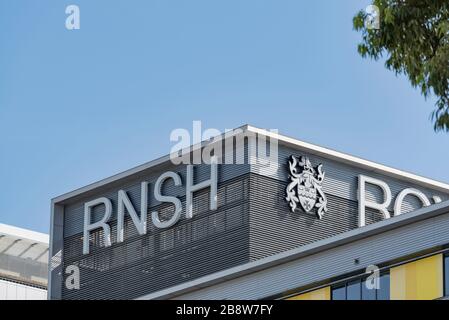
<box><xmin>64</xmin><ymin>163</ymin><xmax>250</xmax><ymax>237</ymax></box>
<box><xmin>55</xmin><ymin>139</ymin><xmax>449</xmax><ymax>300</ymax></box>
<box><xmin>249</xmin><ymin>144</ymin><xmax>448</xmax><ymax>213</ymax></box>
<box><xmin>173</xmin><ymin>207</ymin><xmax>449</xmax><ymax>299</ymax></box>
<box><xmin>62</xmin><ymin>175</ymin><xmax>250</xmax><ymax>300</ymax></box>
<box><xmin>248</xmin><ymin>174</ymin><xmax>384</xmax><ymax>260</ymax></box>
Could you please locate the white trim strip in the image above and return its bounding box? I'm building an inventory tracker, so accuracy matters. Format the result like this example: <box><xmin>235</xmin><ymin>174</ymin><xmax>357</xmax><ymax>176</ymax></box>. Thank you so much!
<box><xmin>247</xmin><ymin>125</ymin><xmax>449</xmax><ymax>193</ymax></box>
<box><xmin>0</xmin><ymin>223</ymin><xmax>48</xmax><ymax>244</ymax></box>
<box><xmin>52</xmin><ymin>124</ymin><xmax>449</xmax><ymax>204</ymax></box>
<box><xmin>51</xmin><ymin>125</ymin><xmax>249</xmax><ymax>203</ymax></box>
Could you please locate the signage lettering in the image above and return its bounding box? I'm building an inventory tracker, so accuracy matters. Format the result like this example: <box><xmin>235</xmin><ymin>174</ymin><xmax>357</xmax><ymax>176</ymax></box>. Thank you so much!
<box><xmin>358</xmin><ymin>174</ymin><xmax>441</xmax><ymax>227</ymax></box>
<box><xmin>82</xmin><ymin>155</ymin><xmax>443</xmax><ymax>255</ymax></box>
<box><xmin>83</xmin><ymin>160</ymin><xmax>217</xmax><ymax>254</ymax></box>
<box><xmin>284</xmin><ymin>155</ymin><xmax>442</xmax><ymax>228</ymax></box>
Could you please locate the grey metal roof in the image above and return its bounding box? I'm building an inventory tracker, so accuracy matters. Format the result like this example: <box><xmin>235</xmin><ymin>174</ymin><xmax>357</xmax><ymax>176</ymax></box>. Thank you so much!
<box><xmin>0</xmin><ymin>224</ymin><xmax>49</xmax><ymax>287</ymax></box>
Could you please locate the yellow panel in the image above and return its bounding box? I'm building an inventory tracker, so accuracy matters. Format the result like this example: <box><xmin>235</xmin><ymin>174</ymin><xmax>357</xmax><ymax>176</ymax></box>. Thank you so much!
<box><xmin>390</xmin><ymin>254</ymin><xmax>443</xmax><ymax>300</ymax></box>
<box><xmin>287</xmin><ymin>287</ymin><xmax>330</xmax><ymax>300</ymax></box>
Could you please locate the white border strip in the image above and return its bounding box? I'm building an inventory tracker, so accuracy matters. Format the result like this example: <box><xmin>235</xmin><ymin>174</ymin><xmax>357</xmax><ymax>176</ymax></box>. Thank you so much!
<box><xmin>247</xmin><ymin>125</ymin><xmax>449</xmax><ymax>193</ymax></box>
<box><xmin>52</xmin><ymin>124</ymin><xmax>449</xmax><ymax>204</ymax></box>
<box><xmin>0</xmin><ymin>223</ymin><xmax>49</xmax><ymax>244</ymax></box>
<box><xmin>51</xmin><ymin>125</ymin><xmax>248</xmax><ymax>203</ymax></box>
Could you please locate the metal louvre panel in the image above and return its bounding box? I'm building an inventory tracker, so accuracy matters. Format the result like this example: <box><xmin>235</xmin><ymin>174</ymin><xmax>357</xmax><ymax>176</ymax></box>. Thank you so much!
<box><xmin>248</xmin><ymin>174</ymin><xmax>382</xmax><ymax>261</ymax></box>
<box><xmin>61</xmin><ymin>175</ymin><xmax>250</xmax><ymax>300</ymax></box>
<box><xmin>172</xmin><ymin>206</ymin><xmax>449</xmax><ymax>300</ymax></box>
<box><xmin>0</xmin><ymin>254</ymin><xmax>48</xmax><ymax>288</ymax></box>
<box><xmin>249</xmin><ymin>144</ymin><xmax>449</xmax><ymax>213</ymax></box>
<box><xmin>64</xmin><ymin>229</ymin><xmax>248</xmax><ymax>300</ymax></box>
<box><xmin>60</xmin><ymin>170</ymin><xmax>447</xmax><ymax>299</ymax></box>
<box><xmin>55</xmin><ymin>135</ymin><xmax>449</xmax><ymax>300</ymax></box>
<box><xmin>63</xmin><ymin>163</ymin><xmax>250</xmax><ymax>237</ymax></box>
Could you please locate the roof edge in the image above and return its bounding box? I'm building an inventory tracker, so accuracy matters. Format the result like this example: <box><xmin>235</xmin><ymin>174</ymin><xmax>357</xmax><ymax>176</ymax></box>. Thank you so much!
<box><xmin>0</xmin><ymin>223</ymin><xmax>49</xmax><ymax>244</ymax></box>
<box><xmin>246</xmin><ymin>125</ymin><xmax>449</xmax><ymax>193</ymax></box>
<box><xmin>52</xmin><ymin>124</ymin><xmax>449</xmax><ymax>203</ymax></box>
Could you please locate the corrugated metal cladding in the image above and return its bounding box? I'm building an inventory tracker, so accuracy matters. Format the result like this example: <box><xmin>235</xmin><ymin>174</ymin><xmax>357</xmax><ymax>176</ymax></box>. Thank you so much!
<box><xmin>57</xmin><ymin>136</ymin><xmax>449</xmax><ymax>299</ymax></box>
<box><xmin>245</xmin><ymin>142</ymin><xmax>448</xmax><ymax>260</ymax></box>
<box><xmin>249</xmin><ymin>143</ymin><xmax>448</xmax><ymax>213</ymax></box>
<box><xmin>63</xmin><ymin>163</ymin><xmax>250</xmax><ymax>237</ymax></box>
<box><xmin>63</xmin><ymin>174</ymin><xmax>250</xmax><ymax>299</ymax></box>
<box><xmin>174</xmin><ymin>206</ymin><xmax>449</xmax><ymax>300</ymax></box>
<box><xmin>249</xmin><ymin>175</ymin><xmax>378</xmax><ymax>260</ymax></box>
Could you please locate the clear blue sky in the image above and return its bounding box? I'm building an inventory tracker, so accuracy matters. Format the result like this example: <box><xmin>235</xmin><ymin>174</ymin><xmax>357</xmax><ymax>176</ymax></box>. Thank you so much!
<box><xmin>1</xmin><ymin>1</ymin><xmax>448</xmax><ymax>234</ymax></box>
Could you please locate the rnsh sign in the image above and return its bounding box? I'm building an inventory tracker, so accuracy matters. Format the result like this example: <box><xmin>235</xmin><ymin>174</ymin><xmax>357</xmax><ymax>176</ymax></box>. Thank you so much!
<box><xmin>82</xmin><ymin>159</ymin><xmax>218</xmax><ymax>254</ymax></box>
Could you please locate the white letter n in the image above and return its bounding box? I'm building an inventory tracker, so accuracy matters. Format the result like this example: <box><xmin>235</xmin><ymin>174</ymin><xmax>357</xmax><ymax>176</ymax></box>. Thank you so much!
<box><xmin>117</xmin><ymin>182</ymin><xmax>148</xmax><ymax>243</ymax></box>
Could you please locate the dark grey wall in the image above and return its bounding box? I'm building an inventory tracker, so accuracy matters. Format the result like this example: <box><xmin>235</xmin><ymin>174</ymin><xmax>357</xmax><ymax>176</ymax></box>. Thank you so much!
<box><xmin>246</xmin><ymin>143</ymin><xmax>449</xmax><ymax>261</ymax></box>
<box><xmin>54</xmin><ymin>137</ymin><xmax>449</xmax><ymax>299</ymax></box>
<box><xmin>63</xmin><ymin>163</ymin><xmax>250</xmax><ymax>238</ymax></box>
<box><xmin>249</xmin><ymin>174</ymin><xmax>386</xmax><ymax>261</ymax></box>
<box><xmin>172</xmin><ymin>203</ymin><xmax>449</xmax><ymax>300</ymax></box>
<box><xmin>250</xmin><ymin>143</ymin><xmax>448</xmax><ymax>214</ymax></box>
<box><xmin>62</xmin><ymin>174</ymin><xmax>250</xmax><ymax>300</ymax></box>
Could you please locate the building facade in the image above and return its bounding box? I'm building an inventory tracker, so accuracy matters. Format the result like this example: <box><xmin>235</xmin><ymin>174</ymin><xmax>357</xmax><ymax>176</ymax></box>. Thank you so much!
<box><xmin>49</xmin><ymin>125</ymin><xmax>449</xmax><ymax>300</ymax></box>
<box><xmin>0</xmin><ymin>224</ymin><xmax>48</xmax><ymax>300</ymax></box>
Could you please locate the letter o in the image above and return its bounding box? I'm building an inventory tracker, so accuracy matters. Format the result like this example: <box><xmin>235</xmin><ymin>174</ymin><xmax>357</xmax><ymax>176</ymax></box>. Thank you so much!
<box><xmin>394</xmin><ymin>188</ymin><xmax>431</xmax><ymax>216</ymax></box>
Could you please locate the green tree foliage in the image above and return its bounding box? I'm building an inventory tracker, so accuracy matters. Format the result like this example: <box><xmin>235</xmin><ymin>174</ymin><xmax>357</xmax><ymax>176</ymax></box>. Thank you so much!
<box><xmin>353</xmin><ymin>0</ymin><xmax>449</xmax><ymax>131</ymax></box>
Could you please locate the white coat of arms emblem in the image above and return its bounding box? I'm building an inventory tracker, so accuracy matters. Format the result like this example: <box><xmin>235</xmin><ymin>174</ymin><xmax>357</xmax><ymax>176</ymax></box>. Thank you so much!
<box><xmin>285</xmin><ymin>155</ymin><xmax>328</xmax><ymax>219</ymax></box>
